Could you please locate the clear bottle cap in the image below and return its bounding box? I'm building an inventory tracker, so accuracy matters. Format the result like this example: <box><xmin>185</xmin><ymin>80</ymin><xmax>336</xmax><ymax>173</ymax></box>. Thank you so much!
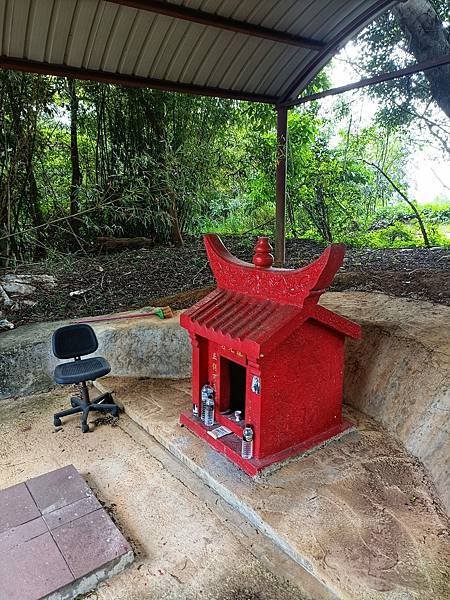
<box><xmin>243</xmin><ymin>425</ymin><xmax>253</xmax><ymax>441</ymax></box>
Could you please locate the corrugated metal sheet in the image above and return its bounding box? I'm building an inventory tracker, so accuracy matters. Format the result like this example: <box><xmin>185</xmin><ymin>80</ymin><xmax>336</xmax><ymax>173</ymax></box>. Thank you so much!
<box><xmin>0</xmin><ymin>0</ymin><xmax>397</xmax><ymax>102</ymax></box>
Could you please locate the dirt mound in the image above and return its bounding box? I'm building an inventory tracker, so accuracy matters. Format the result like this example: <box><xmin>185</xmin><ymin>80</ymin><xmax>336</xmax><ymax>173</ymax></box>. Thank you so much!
<box><xmin>1</xmin><ymin>236</ymin><xmax>448</xmax><ymax>327</ymax></box>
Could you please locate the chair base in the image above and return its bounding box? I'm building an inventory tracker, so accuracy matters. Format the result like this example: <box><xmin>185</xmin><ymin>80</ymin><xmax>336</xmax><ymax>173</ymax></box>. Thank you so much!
<box><xmin>54</xmin><ymin>383</ymin><xmax>118</xmax><ymax>433</ymax></box>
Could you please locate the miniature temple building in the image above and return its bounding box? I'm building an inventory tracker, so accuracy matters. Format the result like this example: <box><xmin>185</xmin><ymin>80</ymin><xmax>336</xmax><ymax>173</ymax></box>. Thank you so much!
<box><xmin>180</xmin><ymin>235</ymin><xmax>361</xmax><ymax>476</ymax></box>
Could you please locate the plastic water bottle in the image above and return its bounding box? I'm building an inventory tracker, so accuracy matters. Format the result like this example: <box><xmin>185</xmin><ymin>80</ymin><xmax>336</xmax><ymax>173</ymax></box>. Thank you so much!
<box><xmin>201</xmin><ymin>384</ymin><xmax>214</xmax><ymax>423</ymax></box>
<box><xmin>241</xmin><ymin>425</ymin><xmax>254</xmax><ymax>459</ymax></box>
<box><xmin>204</xmin><ymin>394</ymin><xmax>215</xmax><ymax>426</ymax></box>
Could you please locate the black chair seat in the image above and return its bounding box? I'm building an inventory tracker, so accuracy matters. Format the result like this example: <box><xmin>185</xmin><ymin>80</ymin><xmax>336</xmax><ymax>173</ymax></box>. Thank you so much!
<box><xmin>54</xmin><ymin>357</ymin><xmax>111</xmax><ymax>384</ymax></box>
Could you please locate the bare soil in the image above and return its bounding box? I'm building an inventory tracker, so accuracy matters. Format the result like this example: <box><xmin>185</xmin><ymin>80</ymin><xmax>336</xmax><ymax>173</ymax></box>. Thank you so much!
<box><xmin>2</xmin><ymin>236</ymin><xmax>449</xmax><ymax>327</ymax></box>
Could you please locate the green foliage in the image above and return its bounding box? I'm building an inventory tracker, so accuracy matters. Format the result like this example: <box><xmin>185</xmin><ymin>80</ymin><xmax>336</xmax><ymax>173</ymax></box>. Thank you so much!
<box><xmin>200</xmin><ymin>106</ymin><xmax>449</xmax><ymax>248</ymax></box>
<box><xmin>363</xmin><ymin>202</ymin><xmax>450</xmax><ymax>248</ymax></box>
<box><xmin>345</xmin><ymin>0</ymin><xmax>450</xmax><ymax>151</ymax></box>
<box><xmin>0</xmin><ymin>62</ymin><xmax>448</xmax><ymax>267</ymax></box>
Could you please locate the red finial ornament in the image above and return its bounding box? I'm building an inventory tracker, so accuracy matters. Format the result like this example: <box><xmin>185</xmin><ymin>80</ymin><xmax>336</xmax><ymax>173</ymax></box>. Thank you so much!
<box><xmin>252</xmin><ymin>237</ymin><xmax>274</xmax><ymax>268</ymax></box>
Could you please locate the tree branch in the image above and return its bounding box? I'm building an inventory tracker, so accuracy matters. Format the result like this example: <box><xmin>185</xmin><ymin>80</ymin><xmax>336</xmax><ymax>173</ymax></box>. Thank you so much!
<box><xmin>362</xmin><ymin>160</ymin><xmax>431</xmax><ymax>247</ymax></box>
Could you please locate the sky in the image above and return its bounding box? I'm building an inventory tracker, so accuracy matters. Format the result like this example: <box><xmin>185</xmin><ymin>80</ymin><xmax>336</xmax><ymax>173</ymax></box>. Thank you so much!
<box><xmin>325</xmin><ymin>43</ymin><xmax>450</xmax><ymax>205</ymax></box>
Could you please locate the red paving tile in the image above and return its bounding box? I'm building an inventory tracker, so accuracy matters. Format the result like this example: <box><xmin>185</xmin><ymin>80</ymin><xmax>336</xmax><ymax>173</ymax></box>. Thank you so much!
<box><xmin>0</xmin><ymin>532</ymin><xmax>73</xmax><ymax>600</ymax></box>
<box><xmin>52</xmin><ymin>508</ymin><xmax>132</xmax><ymax>579</ymax></box>
<box><xmin>26</xmin><ymin>464</ymin><xmax>93</xmax><ymax>514</ymax></box>
<box><xmin>0</xmin><ymin>482</ymin><xmax>40</xmax><ymax>533</ymax></box>
<box><xmin>43</xmin><ymin>494</ymin><xmax>101</xmax><ymax>530</ymax></box>
<box><xmin>0</xmin><ymin>465</ymin><xmax>133</xmax><ymax>599</ymax></box>
<box><xmin>0</xmin><ymin>517</ymin><xmax>47</xmax><ymax>552</ymax></box>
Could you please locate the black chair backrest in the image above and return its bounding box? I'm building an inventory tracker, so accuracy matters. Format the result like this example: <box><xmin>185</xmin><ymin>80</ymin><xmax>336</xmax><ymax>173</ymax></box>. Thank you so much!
<box><xmin>52</xmin><ymin>324</ymin><xmax>99</xmax><ymax>359</ymax></box>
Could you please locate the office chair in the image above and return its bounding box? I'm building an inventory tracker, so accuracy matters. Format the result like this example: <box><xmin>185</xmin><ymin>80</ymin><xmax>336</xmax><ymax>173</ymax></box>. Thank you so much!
<box><xmin>52</xmin><ymin>323</ymin><xmax>118</xmax><ymax>433</ymax></box>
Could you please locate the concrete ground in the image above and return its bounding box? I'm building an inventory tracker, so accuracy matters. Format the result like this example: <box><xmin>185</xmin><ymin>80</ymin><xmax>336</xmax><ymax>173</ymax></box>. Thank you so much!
<box><xmin>0</xmin><ymin>388</ymin><xmax>329</xmax><ymax>600</ymax></box>
<box><xmin>94</xmin><ymin>377</ymin><xmax>449</xmax><ymax>600</ymax></box>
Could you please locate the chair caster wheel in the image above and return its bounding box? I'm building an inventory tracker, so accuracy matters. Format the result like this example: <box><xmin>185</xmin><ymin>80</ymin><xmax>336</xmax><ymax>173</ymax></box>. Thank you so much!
<box><xmin>70</xmin><ymin>397</ymin><xmax>79</xmax><ymax>408</ymax></box>
<box><xmin>54</xmin><ymin>417</ymin><xmax>62</xmax><ymax>427</ymax></box>
<box><xmin>112</xmin><ymin>407</ymin><xmax>119</xmax><ymax>418</ymax></box>
<box><xmin>81</xmin><ymin>423</ymin><xmax>90</xmax><ymax>433</ymax></box>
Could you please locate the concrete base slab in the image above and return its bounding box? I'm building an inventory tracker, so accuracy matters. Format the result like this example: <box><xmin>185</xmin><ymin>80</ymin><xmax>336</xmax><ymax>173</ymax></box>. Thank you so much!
<box><xmin>180</xmin><ymin>410</ymin><xmax>354</xmax><ymax>476</ymax></box>
<box><xmin>95</xmin><ymin>376</ymin><xmax>450</xmax><ymax>600</ymax></box>
<box><xmin>2</xmin><ymin>291</ymin><xmax>448</xmax><ymax>514</ymax></box>
<box><xmin>0</xmin><ymin>465</ymin><xmax>133</xmax><ymax>600</ymax></box>
<box><xmin>322</xmin><ymin>293</ymin><xmax>450</xmax><ymax>514</ymax></box>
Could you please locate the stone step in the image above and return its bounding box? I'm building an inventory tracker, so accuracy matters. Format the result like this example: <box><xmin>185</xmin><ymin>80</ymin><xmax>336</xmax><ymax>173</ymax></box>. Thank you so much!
<box><xmin>94</xmin><ymin>376</ymin><xmax>450</xmax><ymax>600</ymax></box>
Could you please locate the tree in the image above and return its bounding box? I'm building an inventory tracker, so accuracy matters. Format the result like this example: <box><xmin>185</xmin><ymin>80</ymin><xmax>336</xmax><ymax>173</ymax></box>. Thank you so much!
<box><xmin>0</xmin><ymin>71</ymin><xmax>54</xmax><ymax>264</ymax></box>
<box><xmin>393</xmin><ymin>0</ymin><xmax>450</xmax><ymax>118</ymax></box>
<box><xmin>363</xmin><ymin>160</ymin><xmax>431</xmax><ymax>246</ymax></box>
<box><xmin>352</xmin><ymin>0</ymin><xmax>449</xmax><ymax>132</ymax></box>
<box><xmin>67</xmin><ymin>79</ymin><xmax>82</xmax><ymax>235</ymax></box>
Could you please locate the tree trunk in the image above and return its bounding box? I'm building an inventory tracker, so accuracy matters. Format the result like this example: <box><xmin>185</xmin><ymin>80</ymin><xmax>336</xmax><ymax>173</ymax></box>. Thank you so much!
<box><xmin>0</xmin><ymin>189</ymin><xmax>10</xmax><ymax>268</ymax></box>
<box><xmin>27</xmin><ymin>168</ymin><xmax>47</xmax><ymax>259</ymax></box>
<box><xmin>5</xmin><ymin>75</ymin><xmax>46</xmax><ymax>259</ymax></box>
<box><xmin>364</xmin><ymin>160</ymin><xmax>431</xmax><ymax>247</ymax></box>
<box><xmin>168</xmin><ymin>191</ymin><xmax>184</xmax><ymax>247</ymax></box>
<box><xmin>393</xmin><ymin>0</ymin><xmax>450</xmax><ymax>118</ymax></box>
<box><xmin>68</xmin><ymin>78</ymin><xmax>82</xmax><ymax>234</ymax></box>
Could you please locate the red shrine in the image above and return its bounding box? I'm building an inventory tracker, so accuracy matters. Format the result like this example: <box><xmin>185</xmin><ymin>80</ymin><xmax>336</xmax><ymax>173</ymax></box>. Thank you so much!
<box><xmin>180</xmin><ymin>235</ymin><xmax>361</xmax><ymax>476</ymax></box>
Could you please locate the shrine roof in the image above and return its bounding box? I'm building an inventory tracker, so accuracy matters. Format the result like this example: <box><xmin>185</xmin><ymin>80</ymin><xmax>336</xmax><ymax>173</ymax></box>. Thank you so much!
<box><xmin>203</xmin><ymin>234</ymin><xmax>345</xmax><ymax>307</ymax></box>
<box><xmin>180</xmin><ymin>287</ymin><xmax>361</xmax><ymax>357</ymax></box>
<box><xmin>181</xmin><ymin>234</ymin><xmax>360</xmax><ymax>355</ymax></box>
<box><xmin>181</xmin><ymin>287</ymin><xmax>300</xmax><ymax>347</ymax></box>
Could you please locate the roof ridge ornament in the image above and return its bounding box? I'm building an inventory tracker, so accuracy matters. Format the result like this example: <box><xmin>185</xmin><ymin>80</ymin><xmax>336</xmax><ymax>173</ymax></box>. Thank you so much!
<box><xmin>203</xmin><ymin>234</ymin><xmax>345</xmax><ymax>307</ymax></box>
<box><xmin>252</xmin><ymin>237</ymin><xmax>274</xmax><ymax>269</ymax></box>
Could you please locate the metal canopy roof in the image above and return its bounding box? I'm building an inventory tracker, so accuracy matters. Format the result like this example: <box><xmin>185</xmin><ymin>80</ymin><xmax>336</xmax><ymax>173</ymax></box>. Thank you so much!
<box><xmin>0</xmin><ymin>0</ymin><xmax>398</xmax><ymax>104</ymax></box>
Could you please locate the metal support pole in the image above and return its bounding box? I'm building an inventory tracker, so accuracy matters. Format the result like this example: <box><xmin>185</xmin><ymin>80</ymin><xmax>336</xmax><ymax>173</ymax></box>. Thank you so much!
<box><xmin>275</xmin><ymin>105</ymin><xmax>288</xmax><ymax>266</ymax></box>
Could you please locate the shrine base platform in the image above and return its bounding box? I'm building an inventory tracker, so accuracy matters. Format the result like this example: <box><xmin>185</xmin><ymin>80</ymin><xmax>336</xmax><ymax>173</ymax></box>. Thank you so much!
<box><xmin>179</xmin><ymin>411</ymin><xmax>354</xmax><ymax>477</ymax></box>
<box><xmin>95</xmin><ymin>376</ymin><xmax>449</xmax><ymax>600</ymax></box>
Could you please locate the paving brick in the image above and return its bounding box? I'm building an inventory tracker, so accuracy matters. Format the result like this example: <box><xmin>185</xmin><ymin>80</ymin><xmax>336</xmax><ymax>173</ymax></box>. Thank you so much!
<box><xmin>0</xmin><ymin>482</ymin><xmax>40</xmax><ymax>533</ymax></box>
<box><xmin>0</xmin><ymin>531</ymin><xmax>74</xmax><ymax>600</ymax></box>
<box><xmin>0</xmin><ymin>517</ymin><xmax>47</xmax><ymax>553</ymax></box>
<box><xmin>44</xmin><ymin>494</ymin><xmax>101</xmax><ymax>530</ymax></box>
<box><xmin>0</xmin><ymin>466</ymin><xmax>133</xmax><ymax>598</ymax></box>
<box><xmin>52</xmin><ymin>508</ymin><xmax>132</xmax><ymax>579</ymax></box>
<box><xmin>26</xmin><ymin>464</ymin><xmax>93</xmax><ymax>514</ymax></box>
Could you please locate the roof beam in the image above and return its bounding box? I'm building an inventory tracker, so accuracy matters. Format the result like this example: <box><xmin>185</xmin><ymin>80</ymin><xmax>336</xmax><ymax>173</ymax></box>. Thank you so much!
<box><xmin>0</xmin><ymin>56</ymin><xmax>277</xmax><ymax>104</ymax></box>
<box><xmin>109</xmin><ymin>0</ymin><xmax>325</xmax><ymax>50</ymax></box>
<box><xmin>282</xmin><ymin>54</ymin><xmax>450</xmax><ymax>107</ymax></box>
<box><xmin>280</xmin><ymin>0</ymin><xmax>397</xmax><ymax>102</ymax></box>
